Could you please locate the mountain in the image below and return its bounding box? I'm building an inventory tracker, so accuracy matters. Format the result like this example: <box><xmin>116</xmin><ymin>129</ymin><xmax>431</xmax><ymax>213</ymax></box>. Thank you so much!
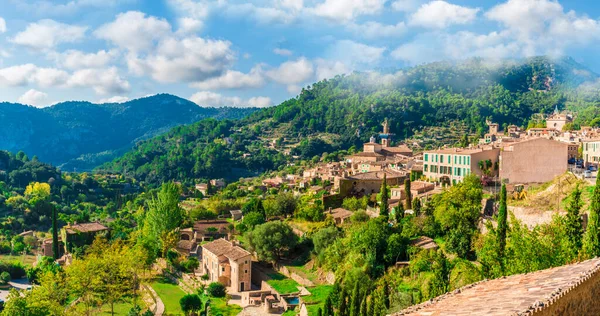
<box><xmin>0</xmin><ymin>94</ymin><xmax>259</xmax><ymax>171</ymax></box>
<box><xmin>100</xmin><ymin>56</ymin><xmax>599</xmax><ymax>185</ymax></box>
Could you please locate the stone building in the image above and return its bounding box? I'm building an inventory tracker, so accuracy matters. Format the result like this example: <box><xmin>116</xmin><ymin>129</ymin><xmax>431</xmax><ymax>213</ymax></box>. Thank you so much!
<box><xmin>336</xmin><ymin>170</ymin><xmax>406</xmax><ymax>197</ymax></box>
<box><xmin>499</xmin><ymin>138</ymin><xmax>568</xmax><ymax>183</ymax></box>
<box><xmin>583</xmin><ymin>139</ymin><xmax>600</xmax><ymax>167</ymax></box>
<box><xmin>62</xmin><ymin>222</ymin><xmax>109</xmax><ymax>253</ymax></box>
<box><xmin>201</xmin><ymin>239</ymin><xmax>252</xmax><ymax>292</ymax></box>
<box><xmin>546</xmin><ymin>106</ymin><xmax>572</xmax><ymax>131</ymax></box>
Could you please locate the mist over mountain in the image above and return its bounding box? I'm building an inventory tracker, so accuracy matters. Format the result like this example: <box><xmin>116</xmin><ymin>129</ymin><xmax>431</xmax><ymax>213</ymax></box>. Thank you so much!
<box><xmin>0</xmin><ymin>94</ymin><xmax>259</xmax><ymax>171</ymax></box>
<box><xmin>101</xmin><ymin>56</ymin><xmax>600</xmax><ymax>185</ymax></box>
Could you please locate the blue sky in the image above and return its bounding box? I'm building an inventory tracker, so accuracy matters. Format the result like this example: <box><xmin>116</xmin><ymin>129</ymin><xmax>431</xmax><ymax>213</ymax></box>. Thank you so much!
<box><xmin>1</xmin><ymin>0</ymin><xmax>600</xmax><ymax>108</ymax></box>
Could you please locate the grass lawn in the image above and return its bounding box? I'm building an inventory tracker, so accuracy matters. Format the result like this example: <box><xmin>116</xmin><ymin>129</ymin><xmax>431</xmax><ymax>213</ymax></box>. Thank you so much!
<box><xmin>206</xmin><ymin>297</ymin><xmax>242</xmax><ymax>316</ymax></box>
<box><xmin>151</xmin><ymin>278</ymin><xmax>187</xmax><ymax>315</ymax></box>
<box><xmin>302</xmin><ymin>285</ymin><xmax>333</xmax><ymax>305</ymax></box>
<box><xmin>267</xmin><ymin>273</ymin><xmax>301</xmax><ymax>294</ymax></box>
<box><xmin>0</xmin><ymin>254</ymin><xmax>37</xmax><ymax>266</ymax></box>
<box><xmin>282</xmin><ymin>309</ymin><xmax>297</xmax><ymax>316</ymax></box>
<box><xmin>98</xmin><ymin>301</ymin><xmax>137</xmax><ymax>315</ymax></box>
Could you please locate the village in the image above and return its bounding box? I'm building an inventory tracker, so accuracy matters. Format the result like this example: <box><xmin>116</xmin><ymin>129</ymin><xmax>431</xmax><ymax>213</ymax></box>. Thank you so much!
<box><xmin>2</xmin><ymin>107</ymin><xmax>597</xmax><ymax>316</ymax></box>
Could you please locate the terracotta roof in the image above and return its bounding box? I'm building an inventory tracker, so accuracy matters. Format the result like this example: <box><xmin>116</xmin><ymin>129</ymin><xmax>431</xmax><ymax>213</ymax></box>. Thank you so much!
<box><xmin>382</xmin><ymin>145</ymin><xmax>412</xmax><ymax>154</ymax></box>
<box><xmin>329</xmin><ymin>208</ymin><xmax>353</xmax><ymax>219</ymax></box>
<box><xmin>65</xmin><ymin>222</ymin><xmax>108</xmax><ymax>234</ymax></box>
<box><xmin>347</xmin><ymin>170</ymin><xmax>406</xmax><ymax>180</ymax></box>
<box><xmin>202</xmin><ymin>238</ymin><xmax>251</xmax><ymax>261</ymax></box>
<box><xmin>177</xmin><ymin>240</ymin><xmax>196</xmax><ymax>251</ymax></box>
<box><xmin>395</xmin><ymin>258</ymin><xmax>600</xmax><ymax>316</ymax></box>
<box><xmin>351</xmin><ymin>152</ymin><xmax>384</xmax><ymax>158</ymax></box>
<box><xmin>193</xmin><ymin>220</ymin><xmax>230</xmax><ymax>234</ymax></box>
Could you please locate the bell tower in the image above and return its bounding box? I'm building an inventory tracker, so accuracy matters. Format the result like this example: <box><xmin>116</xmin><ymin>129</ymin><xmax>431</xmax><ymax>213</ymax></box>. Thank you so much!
<box><xmin>379</xmin><ymin>119</ymin><xmax>394</xmax><ymax>147</ymax></box>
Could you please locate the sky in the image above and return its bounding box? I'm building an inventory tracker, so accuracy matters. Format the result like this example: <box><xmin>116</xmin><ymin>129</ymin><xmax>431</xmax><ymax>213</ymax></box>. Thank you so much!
<box><xmin>1</xmin><ymin>0</ymin><xmax>600</xmax><ymax>108</ymax></box>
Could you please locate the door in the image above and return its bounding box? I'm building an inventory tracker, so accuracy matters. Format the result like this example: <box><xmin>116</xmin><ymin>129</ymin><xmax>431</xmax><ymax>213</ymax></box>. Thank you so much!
<box><xmin>240</xmin><ymin>282</ymin><xmax>244</xmax><ymax>291</ymax></box>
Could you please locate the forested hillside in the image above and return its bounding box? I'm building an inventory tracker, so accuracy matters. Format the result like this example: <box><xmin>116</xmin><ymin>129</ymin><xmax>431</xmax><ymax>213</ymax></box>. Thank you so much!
<box><xmin>0</xmin><ymin>94</ymin><xmax>258</xmax><ymax>171</ymax></box>
<box><xmin>101</xmin><ymin>56</ymin><xmax>600</xmax><ymax>186</ymax></box>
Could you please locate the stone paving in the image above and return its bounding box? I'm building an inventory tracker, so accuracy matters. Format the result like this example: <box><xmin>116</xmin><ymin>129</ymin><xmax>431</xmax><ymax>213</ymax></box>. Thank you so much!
<box><xmin>393</xmin><ymin>258</ymin><xmax>600</xmax><ymax>316</ymax></box>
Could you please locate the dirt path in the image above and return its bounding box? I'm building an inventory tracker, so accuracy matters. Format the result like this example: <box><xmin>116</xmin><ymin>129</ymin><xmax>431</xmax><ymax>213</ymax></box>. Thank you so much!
<box><xmin>509</xmin><ymin>206</ymin><xmax>563</xmax><ymax>228</ymax></box>
<box><xmin>144</xmin><ymin>284</ymin><xmax>165</xmax><ymax>316</ymax></box>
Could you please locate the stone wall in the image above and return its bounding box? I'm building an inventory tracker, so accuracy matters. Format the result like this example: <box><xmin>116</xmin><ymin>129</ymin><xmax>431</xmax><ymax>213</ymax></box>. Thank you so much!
<box><xmin>277</xmin><ymin>265</ymin><xmax>315</xmax><ymax>287</ymax></box>
<box><xmin>531</xmin><ymin>265</ymin><xmax>600</xmax><ymax>316</ymax></box>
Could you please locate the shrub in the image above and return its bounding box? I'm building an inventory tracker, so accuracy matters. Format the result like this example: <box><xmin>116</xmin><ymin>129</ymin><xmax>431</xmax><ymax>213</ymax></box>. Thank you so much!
<box><xmin>0</xmin><ymin>271</ymin><xmax>10</xmax><ymax>284</ymax></box>
<box><xmin>207</xmin><ymin>282</ymin><xmax>226</xmax><ymax>297</ymax></box>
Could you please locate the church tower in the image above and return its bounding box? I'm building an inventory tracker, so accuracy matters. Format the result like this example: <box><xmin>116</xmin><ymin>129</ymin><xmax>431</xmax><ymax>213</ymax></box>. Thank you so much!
<box><xmin>379</xmin><ymin>119</ymin><xmax>394</xmax><ymax>147</ymax></box>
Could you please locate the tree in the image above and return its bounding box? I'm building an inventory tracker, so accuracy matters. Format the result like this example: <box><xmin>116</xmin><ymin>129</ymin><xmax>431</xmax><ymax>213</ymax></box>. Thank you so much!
<box><xmin>382</xmin><ymin>278</ymin><xmax>390</xmax><ymax>309</ymax></box>
<box><xmin>350</xmin><ymin>281</ymin><xmax>360</xmax><ymax>316</ymax></box>
<box><xmin>359</xmin><ymin>296</ymin><xmax>367</xmax><ymax>316</ymax></box>
<box><xmin>0</xmin><ymin>272</ymin><xmax>10</xmax><ymax>284</ymax></box>
<box><xmin>323</xmin><ymin>294</ymin><xmax>334</xmax><ymax>316</ymax></box>
<box><xmin>496</xmin><ymin>184</ymin><xmax>508</xmax><ymax>259</ymax></box>
<box><xmin>583</xmin><ymin>176</ymin><xmax>600</xmax><ymax>258</ymax></box>
<box><xmin>404</xmin><ymin>179</ymin><xmax>412</xmax><ymax>210</ymax></box>
<box><xmin>312</xmin><ymin>226</ymin><xmax>340</xmax><ymax>257</ymax></box>
<box><xmin>246</xmin><ymin>221</ymin><xmax>298</xmax><ymax>263</ymax></box>
<box><xmin>379</xmin><ymin>174</ymin><xmax>389</xmax><ymax>217</ymax></box>
<box><xmin>412</xmin><ymin>197</ymin><xmax>422</xmax><ymax>216</ymax></box>
<box><xmin>565</xmin><ymin>184</ymin><xmax>583</xmax><ymax>254</ymax></box>
<box><xmin>338</xmin><ymin>288</ymin><xmax>348</xmax><ymax>316</ymax></box>
<box><xmin>207</xmin><ymin>282</ymin><xmax>226</xmax><ymax>297</ymax></box>
<box><xmin>52</xmin><ymin>205</ymin><xmax>59</xmax><ymax>260</ymax></box>
<box><xmin>242</xmin><ymin>212</ymin><xmax>265</xmax><ymax>229</ymax></box>
<box><xmin>179</xmin><ymin>294</ymin><xmax>202</xmax><ymax>316</ymax></box>
<box><xmin>275</xmin><ymin>192</ymin><xmax>297</xmax><ymax>217</ymax></box>
<box><xmin>144</xmin><ymin>182</ymin><xmax>184</xmax><ymax>256</ymax></box>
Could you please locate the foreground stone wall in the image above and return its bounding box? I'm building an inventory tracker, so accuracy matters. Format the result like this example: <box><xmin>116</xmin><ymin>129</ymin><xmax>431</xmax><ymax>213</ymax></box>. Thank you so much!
<box><xmin>532</xmin><ymin>264</ymin><xmax>600</xmax><ymax>316</ymax></box>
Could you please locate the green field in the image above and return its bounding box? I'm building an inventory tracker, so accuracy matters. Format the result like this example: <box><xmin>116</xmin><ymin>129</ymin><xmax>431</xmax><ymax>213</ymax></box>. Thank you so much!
<box><xmin>151</xmin><ymin>279</ymin><xmax>187</xmax><ymax>315</ymax></box>
<box><xmin>0</xmin><ymin>254</ymin><xmax>37</xmax><ymax>266</ymax></box>
<box><xmin>267</xmin><ymin>273</ymin><xmax>301</xmax><ymax>294</ymax></box>
<box><xmin>206</xmin><ymin>297</ymin><xmax>242</xmax><ymax>316</ymax></box>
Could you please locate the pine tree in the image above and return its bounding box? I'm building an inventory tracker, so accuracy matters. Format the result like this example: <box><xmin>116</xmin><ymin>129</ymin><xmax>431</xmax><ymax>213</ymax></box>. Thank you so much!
<box><xmin>496</xmin><ymin>184</ymin><xmax>508</xmax><ymax>259</ymax></box>
<box><xmin>382</xmin><ymin>279</ymin><xmax>390</xmax><ymax>309</ymax></box>
<box><xmin>565</xmin><ymin>184</ymin><xmax>584</xmax><ymax>253</ymax></box>
<box><xmin>317</xmin><ymin>307</ymin><xmax>323</xmax><ymax>316</ymax></box>
<box><xmin>52</xmin><ymin>204</ymin><xmax>59</xmax><ymax>260</ymax></box>
<box><xmin>374</xmin><ymin>289</ymin><xmax>386</xmax><ymax>316</ymax></box>
<box><xmin>404</xmin><ymin>178</ymin><xmax>412</xmax><ymax>209</ymax></box>
<box><xmin>583</xmin><ymin>176</ymin><xmax>600</xmax><ymax>258</ymax></box>
<box><xmin>412</xmin><ymin>197</ymin><xmax>422</xmax><ymax>216</ymax></box>
<box><xmin>349</xmin><ymin>281</ymin><xmax>360</xmax><ymax>316</ymax></box>
<box><xmin>379</xmin><ymin>174</ymin><xmax>389</xmax><ymax>217</ymax></box>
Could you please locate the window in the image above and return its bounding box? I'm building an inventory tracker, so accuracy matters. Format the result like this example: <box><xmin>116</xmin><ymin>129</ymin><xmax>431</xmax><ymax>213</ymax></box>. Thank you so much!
<box><xmin>425</xmin><ymin>154</ymin><xmax>429</xmax><ymax>162</ymax></box>
<box><xmin>424</xmin><ymin>164</ymin><xmax>428</xmax><ymax>172</ymax></box>
<box><xmin>440</xmin><ymin>155</ymin><xmax>444</xmax><ymax>163</ymax></box>
<box><xmin>245</xmin><ymin>270</ymin><xmax>248</xmax><ymax>274</ymax></box>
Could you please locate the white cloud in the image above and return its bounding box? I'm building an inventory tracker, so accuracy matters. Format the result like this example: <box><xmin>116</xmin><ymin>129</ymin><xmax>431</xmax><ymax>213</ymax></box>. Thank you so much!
<box><xmin>486</xmin><ymin>0</ymin><xmax>600</xmax><ymax>56</ymax></box>
<box><xmin>95</xmin><ymin>11</ymin><xmax>171</xmax><ymax>52</ymax></box>
<box><xmin>224</xmin><ymin>3</ymin><xmax>298</xmax><ymax>24</ymax></box>
<box><xmin>266</xmin><ymin>57</ymin><xmax>314</xmax><ymax>86</ymax></box>
<box><xmin>10</xmin><ymin>0</ymin><xmax>120</xmax><ymax>16</ymax></box>
<box><xmin>98</xmin><ymin>96</ymin><xmax>130</xmax><ymax>104</ymax></box>
<box><xmin>274</xmin><ymin>48</ymin><xmax>293</xmax><ymax>56</ymax></box>
<box><xmin>279</xmin><ymin>0</ymin><xmax>304</xmax><ymax>11</ymax></box>
<box><xmin>315</xmin><ymin>59</ymin><xmax>351</xmax><ymax>80</ymax></box>
<box><xmin>312</xmin><ymin>0</ymin><xmax>387</xmax><ymax>22</ymax></box>
<box><xmin>191</xmin><ymin>65</ymin><xmax>265</xmax><ymax>90</ymax></box>
<box><xmin>410</xmin><ymin>1</ymin><xmax>479</xmax><ymax>29</ymax></box>
<box><xmin>326</xmin><ymin>40</ymin><xmax>386</xmax><ymax>66</ymax></box>
<box><xmin>0</xmin><ymin>17</ymin><xmax>6</xmax><ymax>33</ymax></box>
<box><xmin>247</xmin><ymin>96</ymin><xmax>272</xmax><ymax>107</ymax></box>
<box><xmin>54</xmin><ymin>49</ymin><xmax>118</xmax><ymax>70</ymax></box>
<box><xmin>177</xmin><ymin>17</ymin><xmax>203</xmax><ymax>34</ymax></box>
<box><xmin>0</xmin><ymin>64</ymin><xmax>67</xmax><ymax>87</ymax></box>
<box><xmin>67</xmin><ymin>67</ymin><xmax>130</xmax><ymax>95</ymax></box>
<box><xmin>391</xmin><ymin>0</ymin><xmax>422</xmax><ymax>12</ymax></box>
<box><xmin>347</xmin><ymin>21</ymin><xmax>407</xmax><ymax>38</ymax></box>
<box><xmin>18</xmin><ymin>89</ymin><xmax>50</xmax><ymax>108</ymax></box>
<box><xmin>12</xmin><ymin>19</ymin><xmax>87</xmax><ymax>50</ymax></box>
<box><xmin>190</xmin><ymin>91</ymin><xmax>271</xmax><ymax>108</ymax></box>
<box><xmin>127</xmin><ymin>36</ymin><xmax>235</xmax><ymax>83</ymax></box>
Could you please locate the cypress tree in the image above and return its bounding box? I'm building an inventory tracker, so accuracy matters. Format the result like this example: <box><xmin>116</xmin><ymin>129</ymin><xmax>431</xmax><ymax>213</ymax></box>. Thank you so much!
<box><xmin>359</xmin><ymin>296</ymin><xmax>367</xmax><ymax>316</ymax></box>
<box><xmin>497</xmin><ymin>184</ymin><xmax>508</xmax><ymax>259</ymax></box>
<box><xmin>412</xmin><ymin>197</ymin><xmax>422</xmax><ymax>216</ymax></box>
<box><xmin>379</xmin><ymin>174</ymin><xmax>389</xmax><ymax>217</ymax></box>
<box><xmin>566</xmin><ymin>184</ymin><xmax>584</xmax><ymax>253</ymax></box>
<box><xmin>338</xmin><ymin>288</ymin><xmax>348</xmax><ymax>316</ymax></box>
<box><xmin>382</xmin><ymin>279</ymin><xmax>390</xmax><ymax>309</ymax></box>
<box><xmin>324</xmin><ymin>295</ymin><xmax>334</xmax><ymax>316</ymax></box>
<box><xmin>349</xmin><ymin>282</ymin><xmax>360</xmax><ymax>316</ymax></box>
<box><xmin>367</xmin><ymin>295</ymin><xmax>374</xmax><ymax>316</ymax></box>
<box><xmin>393</xmin><ymin>203</ymin><xmax>404</xmax><ymax>224</ymax></box>
<box><xmin>52</xmin><ymin>204</ymin><xmax>59</xmax><ymax>260</ymax></box>
<box><xmin>583</xmin><ymin>176</ymin><xmax>600</xmax><ymax>258</ymax></box>
<box><xmin>404</xmin><ymin>178</ymin><xmax>412</xmax><ymax>209</ymax></box>
<box><xmin>317</xmin><ymin>307</ymin><xmax>323</xmax><ymax>316</ymax></box>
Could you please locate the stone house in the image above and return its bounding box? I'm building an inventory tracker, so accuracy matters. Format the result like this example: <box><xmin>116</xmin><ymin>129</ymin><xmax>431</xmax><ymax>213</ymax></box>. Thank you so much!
<box><xmin>327</xmin><ymin>207</ymin><xmax>353</xmax><ymax>225</ymax></box>
<box><xmin>62</xmin><ymin>222</ymin><xmax>109</xmax><ymax>253</ymax></box>
<box><xmin>201</xmin><ymin>239</ymin><xmax>252</xmax><ymax>292</ymax></box>
<box><xmin>180</xmin><ymin>220</ymin><xmax>231</xmax><ymax>242</ymax></box>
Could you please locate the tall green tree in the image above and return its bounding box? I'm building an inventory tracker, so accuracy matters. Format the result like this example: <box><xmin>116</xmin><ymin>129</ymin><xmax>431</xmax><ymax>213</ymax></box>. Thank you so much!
<box><xmin>583</xmin><ymin>176</ymin><xmax>600</xmax><ymax>258</ymax></box>
<box><xmin>144</xmin><ymin>182</ymin><xmax>184</xmax><ymax>256</ymax></box>
<box><xmin>359</xmin><ymin>296</ymin><xmax>367</xmax><ymax>316</ymax></box>
<box><xmin>246</xmin><ymin>221</ymin><xmax>298</xmax><ymax>263</ymax></box>
<box><xmin>52</xmin><ymin>205</ymin><xmax>59</xmax><ymax>260</ymax></box>
<box><xmin>350</xmin><ymin>281</ymin><xmax>360</xmax><ymax>316</ymax></box>
<box><xmin>496</xmin><ymin>184</ymin><xmax>508</xmax><ymax>259</ymax></box>
<box><xmin>404</xmin><ymin>179</ymin><xmax>412</xmax><ymax>210</ymax></box>
<box><xmin>412</xmin><ymin>197</ymin><xmax>422</xmax><ymax>216</ymax></box>
<box><xmin>379</xmin><ymin>174</ymin><xmax>389</xmax><ymax>217</ymax></box>
<box><xmin>565</xmin><ymin>184</ymin><xmax>584</xmax><ymax>254</ymax></box>
<box><xmin>323</xmin><ymin>295</ymin><xmax>334</xmax><ymax>316</ymax></box>
<box><xmin>338</xmin><ymin>288</ymin><xmax>348</xmax><ymax>316</ymax></box>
